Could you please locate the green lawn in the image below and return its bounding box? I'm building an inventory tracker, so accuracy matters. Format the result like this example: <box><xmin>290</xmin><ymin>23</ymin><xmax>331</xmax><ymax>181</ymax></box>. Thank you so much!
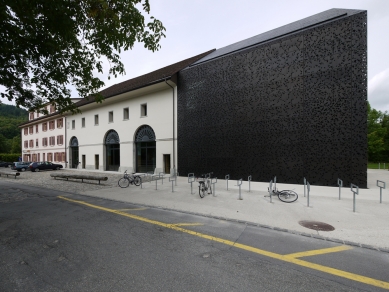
<box><xmin>368</xmin><ymin>162</ymin><xmax>389</xmax><ymax>169</ymax></box>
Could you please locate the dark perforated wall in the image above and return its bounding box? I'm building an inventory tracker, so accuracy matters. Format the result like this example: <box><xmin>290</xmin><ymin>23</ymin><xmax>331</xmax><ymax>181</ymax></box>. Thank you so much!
<box><xmin>177</xmin><ymin>12</ymin><xmax>367</xmax><ymax>187</ymax></box>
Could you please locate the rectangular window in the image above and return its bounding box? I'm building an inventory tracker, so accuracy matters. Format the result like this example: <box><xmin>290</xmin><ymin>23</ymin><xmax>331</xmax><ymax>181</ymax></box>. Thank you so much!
<box><xmin>141</xmin><ymin>104</ymin><xmax>147</xmax><ymax>117</ymax></box>
<box><xmin>72</xmin><ymin>120</ymin><xmax>75</xmax><ymax>129</ymax></box>
<box><xmin>42</xmin><ymin>138</ymin><xmax>48</xmax><ymax>147</ymax></box>
<box><xmin>36</xmin><ymin>139</ymin><xmax>39</xmax><ymax>147</ymax></box>
<box><xmin>57</xmin><ymin>135</ymin><xmax>64</xmax><ymax>145</ymax></box>
<box><xmin>29</xmin><ymin>126</ymin><xmax>33</xmax><ymax>134</ymax></box>
<box><xmin>35</xmin><ymin>124</ymin><xmax>39</xmax><ymax>133</ymax></box>
<box><xmin>57</xmin><ymin>118</ymin><xmax>63</xmax><ymax>128</ymax></box>
<box><xmin>24</xmin><ymin>128</ymin><xmax>28</xmax><ymax>135</ymax></box>
<box><xmin>42</xmin><ymin>122</ymin><xmax>47</xmax><ymax>131</ymax></box>
<box><xmin>29</xmin><ymin>140</ymin><xmax>34</xmax><ymax>148</ymax></box>
<box><xmin>49</xmin><ymin>136</ymin><xmax>55</xmax><ymax>146</ymax></box>
<box><xmin>43</xmin><ymin>153</ymin><xmax>46</xmax><ymax>161</ymax></box>
<box><xmin>29</xmin><ymin>112</ymin><xmax>34</xmax><ymax>120</ymax></box>
<box><xmin>50</xmin><ymin>105</ymin><xmax>55</xmax><ymax>113</ymax></box>
<box><xmin>38</xmin><ymin>153</ymin><xmax>40</xmax><ymax>161</ymax></box>
<box><xmin>49</xmin><ymin>120</ymin><xmax>55</xmax><ymax>130</ymax></box>
<box><xmin>123</xmin><ymin>108</ymin><xmax>129</xmax><ymax>120</ymax></box>
<box><xmin>109</xmin><ymin>111</ymin><xmax>113</xmax><ymax>123</ymax></box>
<box><xmin>61</xmin><ymin>152</ymin><xmax>65</xmax><ymax>162</ymax></box>
<box><xmin>82</xmin><ymin>118</ymin><xmax>85</xmax><ymax>128</ymax></box>
<box><xmin>47</xmin><ymin>153</ymin><xmax>53</xmax><ymax>162</ymax></box>
<box><xmin>94</xmin><ymin>115</ymin><xmax>99</xmax><ymax>125</ymax></box>
<box><xmin>24</xmin><ymin>141</ymin><xmax>28</xmax><ymax>148</ymax></box>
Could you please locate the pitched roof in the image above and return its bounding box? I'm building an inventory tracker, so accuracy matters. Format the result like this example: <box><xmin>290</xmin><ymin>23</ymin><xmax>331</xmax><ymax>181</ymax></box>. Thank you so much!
<box><xmin>191</xmin><ymin>8</ymin><xmax>365</xmax><ymax>66</ymax></box>
<box><xmin>75</xmin><ymin>49</ymin><xmax>215</xmax><ymax>107</ymax></box>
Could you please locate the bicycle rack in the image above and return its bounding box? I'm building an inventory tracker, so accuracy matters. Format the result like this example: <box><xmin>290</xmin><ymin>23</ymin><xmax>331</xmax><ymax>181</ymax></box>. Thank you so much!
<box><xmin>268</xmin><ymin>180</ymin><xmax>273</xmax><ymax>203</ymax></box>
<box><xmin>225</xmin><ymin>174</ymin><xmax>230</xmax><ymax>190</ymax></box>
<box><xmin>248</xmin><ymin>175</ymin><xmax>252</xmax><ymax>192</ymax></box>
<box><xmin>337</xmin><ymin>178</ymin><xmax>343</xmax><ymax>200</ymax></box>
<box><xmin>236</xmin><ymin>179</ymin><xmax>243</xmax><ymax>200</ymax></box>
<box><xmin>350</xmin><ymin>184</ymin><xmax>359</xmax><ymax>212</ymax></box>
<box><xmin>273</xmin><ymin>176</ymin><xmax>277</xmax><ymax>191</ymax></box>
<box><xmin>188</xmin><ymin>173</ymin><xmax>195</xmax><ymax>194</ymax></box>
<box><xmin>306</xmin><ymin>181</ymin><xmax>311</xmax><ymax>207</ymax></box>
<box><xmin>377</xmin><ymin>180</ymin><xmax>385</xmax><ymax>203</ymax></box>
<box><xmin>211</xmin><ymin>177</ymin><xmax>217</xmax><ymax>196</ymax></box>
<box><xmin>169</xmin><ymin>175</ymin><xmax>175</xmax><ymax>192</ymax></box>
<box><xmin>138</xmin><ymin>174</ymin><xmax>147</xmax><ymax>189</ymax></box>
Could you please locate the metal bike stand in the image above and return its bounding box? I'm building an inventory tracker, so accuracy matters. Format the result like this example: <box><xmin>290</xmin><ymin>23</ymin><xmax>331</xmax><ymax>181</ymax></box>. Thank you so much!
<box><xmin>236</xmin><ymin>179</ymin><xmax>243</xmax><ymax>200</ymax></box>
<box><xmin>211</xmin><ymin>177</ymin><xmax>217</xmax><ymax>196</ymax></box>
<box><xmin>188</xmin><ymin>173</ymin><xmax>195</xmax><ymax>194</ymax></box>
<box><xmin>377</xmin><ymin>180</ymin><xmax>386</xmax><ymax>203</ymax></box>
<box><xmin>307</xmin><ymin>181</ymin><xmax>311</xmax><ymax>207</ymax></box>
<box><xmin>159</xmin><ymin>172</ymin><xmax>165</xmax><ymax>184</ymax></box>
<box><xmin>225</xmin><ymin>174</ymin><xmax>230</xmax><ymax>190</ymax></box>
<box><xmin>350</xmin><ymin>184</ymin><xmax>359</xmax><ymax>212</ymax></box>
<box><xmin>153</xmin><ymin>176</ymin><xmax>158</xmax><ymax>190</ymax></box>
<box><xmin>169</xmin><ymin>175</ymin><xmax>175</xmax><ymax>192</ymax></box>
<box><xmin>267</xmin><ymin>180</ymin><xmax>273</xmax><ymax>203</ymax></box>
<box><xmin>337</xmin><ymin>178</ymin><xmax>343</xmax><ymax>200</ymax></box>
<box><xmin>248</xmin><ymin>175</ymin><xmax>252</xmax><ymax>192</ymax></box>
<box><xmin>274</xmin><ymin>176</ymin><xmax>277</xmax><ymax>191</ymax></box>
<box><xmin>139</xmin><ymin>174</ymin><xmax>146</xmax><ymax>189</ymax></box>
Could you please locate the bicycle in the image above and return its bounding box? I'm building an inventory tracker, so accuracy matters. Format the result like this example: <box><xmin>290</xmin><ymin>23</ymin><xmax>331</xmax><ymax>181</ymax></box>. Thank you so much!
<box><xmin>118</xmin><ymin>170</ymin><xmax>142</xmax><ymax>188</ymax></box>
<box><xmin>197</xmin><ymin>172</ymin><xmax>213</xmax><ymax>198</ymax></box>
<box><xmin>268</xmin><ymin>187</ymin><xmax>298</xmax><ymax>203</ymax></box>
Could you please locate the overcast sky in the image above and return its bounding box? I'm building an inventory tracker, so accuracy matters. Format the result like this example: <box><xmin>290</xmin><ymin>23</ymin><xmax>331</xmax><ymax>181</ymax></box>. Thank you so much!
<box><xmin>2</xmin><ymin>0</ymin><xmax>389</xmax><ymax>112</ymax></box>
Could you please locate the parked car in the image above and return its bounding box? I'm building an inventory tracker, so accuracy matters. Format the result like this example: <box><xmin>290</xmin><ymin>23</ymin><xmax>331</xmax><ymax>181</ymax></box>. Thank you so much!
<box><xmin>11</xmin><ymin>161</ymin><xmax>32</xmax><ymax>172</ymax></box>
<box><xmin>28</xmin><ymin>162</ymin><xmax>63</xmax><ymax>172</ymax></box>
<box><xmin>0</xmin><ymin>161</ymin><xmax>13</xmax><ymax>167</ymax></box>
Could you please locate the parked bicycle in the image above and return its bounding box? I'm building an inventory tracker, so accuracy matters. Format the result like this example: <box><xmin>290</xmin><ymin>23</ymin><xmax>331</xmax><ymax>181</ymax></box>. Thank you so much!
<box><xmin>268</xmin><ymin>187</ymin><xmax>298</xmax><ymax>203</ymax></box>
<box><xmin>197</xmin><ymin>172</ymin><xmax>213</xmax><ymax>198</ymax></box>
<box><xmin>118</xmin><ymin>170</ymin><xmax>142</xmax><ymax>188</ymax></box>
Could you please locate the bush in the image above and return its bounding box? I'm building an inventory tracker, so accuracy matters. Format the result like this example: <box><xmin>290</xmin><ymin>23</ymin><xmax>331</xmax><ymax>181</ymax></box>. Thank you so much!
<box><xmin>0</xmin><ymin>153</ymin><xmax>20</xmax><ymax>162</ymax></box>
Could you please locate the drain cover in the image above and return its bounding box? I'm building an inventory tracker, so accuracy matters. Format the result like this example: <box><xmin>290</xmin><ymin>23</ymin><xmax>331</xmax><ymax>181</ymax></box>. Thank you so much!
<box><xmin>298</xmin><ymin>220</ymin><xmax>335</xmax><ymax>231</ymax></box>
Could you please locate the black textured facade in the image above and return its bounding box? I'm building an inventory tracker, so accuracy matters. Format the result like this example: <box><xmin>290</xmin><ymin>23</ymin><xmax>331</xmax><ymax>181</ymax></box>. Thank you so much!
<box><xmin>177</xmin><ymin>11</ymin><xmax>367</xmax><ymax>187</ymax></box>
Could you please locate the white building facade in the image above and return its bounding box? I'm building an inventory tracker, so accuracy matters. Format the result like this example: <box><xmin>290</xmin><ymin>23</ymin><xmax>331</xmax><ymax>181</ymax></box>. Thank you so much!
<box><xmin>20</xmin><ymin>104</ymin><xmax>67</xmax><ymax>166</ymax></box>
<box><xmin>67</xmin><ymin>82</ymin><xmax>177</xmax><ymax>173</ymax></box>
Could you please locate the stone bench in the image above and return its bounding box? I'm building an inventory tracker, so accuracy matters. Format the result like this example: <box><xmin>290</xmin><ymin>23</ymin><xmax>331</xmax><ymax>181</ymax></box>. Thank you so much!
<box><xmin>50</xmin><ymin>174</ymin><xmax>108</xmax><ymax>185</ymax></box>
<box><xmin>0</xmin><ymin>172</ymin><xmax>20</xmax><ymax>179</ymax></box>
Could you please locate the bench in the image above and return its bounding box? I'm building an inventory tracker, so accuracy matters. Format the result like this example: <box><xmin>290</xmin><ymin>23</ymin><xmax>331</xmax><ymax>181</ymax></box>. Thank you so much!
<box><xmin>50</xmin><ymin>174</ymin><xmax>108</xmax><ymax>185</ymax></box>
<box><xmin>0</xmin><ymin>171</ymin><xmax>20</xmax><ymax>179</ymax></box>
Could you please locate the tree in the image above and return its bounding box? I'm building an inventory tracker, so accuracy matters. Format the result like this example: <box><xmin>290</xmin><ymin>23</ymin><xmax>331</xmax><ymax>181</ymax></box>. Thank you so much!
<box><xmin>0</xmin><ymin>0</ymin><xmax>165</xmax><ymax>113</ymax></box>
<box><xmin>11</xmin><ymin>136</ymin><xmax>21</xmax><ymax>154</ymax></box>
<box><xmin>367</xmin><ymin>102</ymin><xmax>389</xmax><ymax>162</ymax></box>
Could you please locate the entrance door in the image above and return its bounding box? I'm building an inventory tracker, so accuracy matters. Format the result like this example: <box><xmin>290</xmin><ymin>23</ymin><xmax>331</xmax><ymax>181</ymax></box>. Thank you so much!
<box><xmin>163</xmin><ymin>154</ymin><xmax>171</xmax><ymax>174</ymax></box>
<box><xmin>136</xmin><ymin>141</ymin><xmax>156</xmax><ymax>173</ymax></box>
<box><xmin>95</xmin><ymin>155</ymin><xmax>99</xmax><ymax>170</ymax></box>
<box><xmin>70</xmin><ymin>137</ymin><xmax>79</xmax><ymax>168</ymax></box>
<box><xmin>135</xmin><ymin>125</ymin><xmax>157</xmax><ymax>173</ymax></box>
<box><xmin>105</xmin><ymin>130</ymin><xmax>120</xmax><ymax>171</ymax></box>
<box><xmin>82</xmin><ymin>155</ymin><xmax>85</xmax><ymax>169</ymax></box>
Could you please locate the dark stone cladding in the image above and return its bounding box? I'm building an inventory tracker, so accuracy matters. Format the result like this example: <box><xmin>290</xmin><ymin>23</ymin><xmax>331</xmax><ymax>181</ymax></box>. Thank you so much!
<box><xmin>177</xmin><ymin>9</ymin><xmax>367</xmax><ymax>187</ymax></box>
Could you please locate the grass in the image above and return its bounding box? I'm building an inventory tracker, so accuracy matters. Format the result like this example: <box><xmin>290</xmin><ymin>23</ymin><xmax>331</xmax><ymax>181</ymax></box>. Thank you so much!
<box><xmin>368</xmin><ymin>162</ymin><xmax>389</xmax><ymax>169</ymax></box>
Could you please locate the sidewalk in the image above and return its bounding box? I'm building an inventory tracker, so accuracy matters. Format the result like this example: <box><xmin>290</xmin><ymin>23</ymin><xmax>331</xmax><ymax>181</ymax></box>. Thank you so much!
<box><xmin>79</xmin><ymin>169</ymin><xmax>389</xmax><ymax>251</ymax></box>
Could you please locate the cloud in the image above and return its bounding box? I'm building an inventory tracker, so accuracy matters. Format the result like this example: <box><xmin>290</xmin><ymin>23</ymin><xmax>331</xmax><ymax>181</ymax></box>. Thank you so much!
<box><xmin>368</xmin><ymin>68</ymin><xmax>389</xmax><ymax>112</ymax></box>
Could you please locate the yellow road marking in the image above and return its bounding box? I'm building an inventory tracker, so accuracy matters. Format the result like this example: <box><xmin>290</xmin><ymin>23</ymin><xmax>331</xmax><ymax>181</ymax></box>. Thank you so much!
<box><xmin>117</xmin><ymin>208</ymin><xmax>148</xmax><ymax>211</ymax></box>
<box><xmin>285</xmin><ymin>245</ymin><xmax>353</xmax><ymax>258</ymax></box>
<box><xmin>58</xmin><ymin>196</ymin><xmax>389</xmax><ymax>290</ymax></box>
<box><xmin>170</xmin><ymin>223</ymin><xmax>203</xmax><ymax>226</ymax></box>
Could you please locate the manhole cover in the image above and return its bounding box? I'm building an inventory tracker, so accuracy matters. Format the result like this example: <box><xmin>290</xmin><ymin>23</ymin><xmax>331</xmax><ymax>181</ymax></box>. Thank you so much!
<box><xmin>298</xmin><ymin>220</ymin><xmax>335</xmax><ymax>231</ymax></box>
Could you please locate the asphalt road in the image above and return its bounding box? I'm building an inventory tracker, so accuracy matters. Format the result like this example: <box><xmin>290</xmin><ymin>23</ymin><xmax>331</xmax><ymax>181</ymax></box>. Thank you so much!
<box><xmin>1</xmin><ymin>182</ymin><xmax>388</xmax><ymax>291</ymax></box>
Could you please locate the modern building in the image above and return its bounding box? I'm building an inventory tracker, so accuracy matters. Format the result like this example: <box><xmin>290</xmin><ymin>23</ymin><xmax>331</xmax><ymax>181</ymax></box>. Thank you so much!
<box><xmin>19</xmin><ymin>8</ymin><xmax>368</xmax><ymax>187</ymax></box>
<box><xmin>177</xmin><ymin>8</ymin><xmax>367</xmax><ymax>187</ymax></box>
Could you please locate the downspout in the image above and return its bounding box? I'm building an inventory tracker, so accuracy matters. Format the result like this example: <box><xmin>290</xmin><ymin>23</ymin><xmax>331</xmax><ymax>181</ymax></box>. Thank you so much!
<box><xmin>164</xmin><ymin>78</ymin><xmax>176</xmax><ymax>170</ymax></box>
<box><xmin>65</xmin><ymin>116</ymin><xmax>67</xmax><ymax>168</ymax></box>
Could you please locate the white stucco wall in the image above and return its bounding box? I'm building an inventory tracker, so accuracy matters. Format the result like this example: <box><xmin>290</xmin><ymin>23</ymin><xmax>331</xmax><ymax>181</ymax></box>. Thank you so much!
<box><xmin>66</xmin><ymin>82</ymin><xmax>177</xmax><ymax>173</ymax></box>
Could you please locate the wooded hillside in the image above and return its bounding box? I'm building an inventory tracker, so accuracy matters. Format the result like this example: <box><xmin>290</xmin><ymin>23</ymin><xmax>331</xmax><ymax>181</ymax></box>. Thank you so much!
<box><xmin>0</xmin><ymin>104</ymin><xmax>28</xmax><ymax>153</ymax></box>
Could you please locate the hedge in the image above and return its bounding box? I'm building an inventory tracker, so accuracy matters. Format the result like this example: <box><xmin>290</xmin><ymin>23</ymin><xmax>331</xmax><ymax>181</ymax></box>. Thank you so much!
<box><xmin>0</xmin><ymin>153</ymin><xmax>21</xmax><ymax>162</ymax></box>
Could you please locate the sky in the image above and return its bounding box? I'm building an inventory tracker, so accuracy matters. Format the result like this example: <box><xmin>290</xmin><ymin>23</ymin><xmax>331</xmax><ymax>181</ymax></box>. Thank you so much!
<box><xmin>2</xmin><ymin>0</ymin><xmax>389</xmax><ymax>112</ymax></box>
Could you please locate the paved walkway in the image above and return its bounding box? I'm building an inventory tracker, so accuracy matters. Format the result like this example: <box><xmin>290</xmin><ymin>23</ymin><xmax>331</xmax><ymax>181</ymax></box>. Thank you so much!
<box><xmin>78</xmin><ymin>169</ymin><xmax>389</xmax><ymax>252</ymax></box>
